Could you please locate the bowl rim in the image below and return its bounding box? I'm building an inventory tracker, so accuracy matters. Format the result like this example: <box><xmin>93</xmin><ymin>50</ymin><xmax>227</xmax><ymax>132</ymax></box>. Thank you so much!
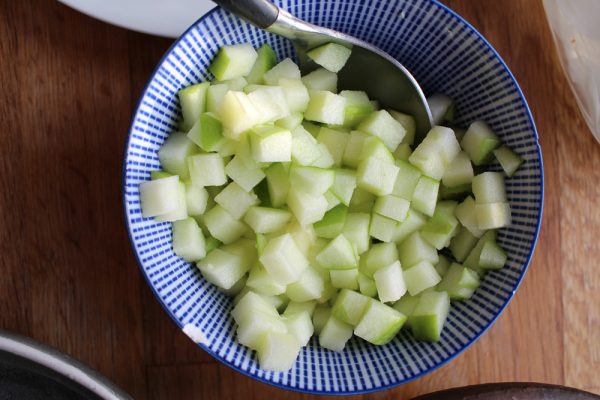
<box><xmin>0</xmin><ymin>330</ymin><xmax>132</xmax><ymax>399</ymax></box>
<box><xmin>122</xmin><ymin>0</ymin><xmax>544</xmax><ymax>395</ymax></box>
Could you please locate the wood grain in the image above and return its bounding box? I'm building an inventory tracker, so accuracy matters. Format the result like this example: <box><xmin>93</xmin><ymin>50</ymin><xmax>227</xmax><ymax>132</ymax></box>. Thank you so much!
<box><xmin>0</xmin><ymin>0</ymin><xmax>598</xmax><ymax>398</ymax></box>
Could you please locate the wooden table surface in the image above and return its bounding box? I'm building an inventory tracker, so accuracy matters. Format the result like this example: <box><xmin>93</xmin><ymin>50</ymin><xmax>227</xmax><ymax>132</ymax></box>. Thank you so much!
<box><xmin>1</xmin><ymin>0</ymin><xmax>599</xmax><ymax>398</ymax></box>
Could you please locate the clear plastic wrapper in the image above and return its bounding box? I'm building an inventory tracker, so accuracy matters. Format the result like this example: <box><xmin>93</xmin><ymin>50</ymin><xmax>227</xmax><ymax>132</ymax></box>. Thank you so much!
<box><xmin>544</xmin><ymin>0</ymin><xmax>600</xmax><ymax>141</ymax></box>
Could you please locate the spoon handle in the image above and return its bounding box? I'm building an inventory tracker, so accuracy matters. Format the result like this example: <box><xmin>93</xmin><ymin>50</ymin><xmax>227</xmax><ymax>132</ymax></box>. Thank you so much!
<box><xmin>212</xmin><ymin>0</ymin><xmax>280</xmax><ymax>29</ymax></box>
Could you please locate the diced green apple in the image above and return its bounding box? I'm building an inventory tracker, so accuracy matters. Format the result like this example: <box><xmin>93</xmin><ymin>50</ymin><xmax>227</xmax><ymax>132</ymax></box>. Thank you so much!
<box><xmin>437</xmin><ymin>262</ymin><xmax>480</xmax><ymax>300</ymax></box>
<box><xmin>319</xmin><ymin>315</ymin><xmax>353</xmax><ymax>351</ymax></box>
<box><xmin>155</xmin><ymin>181</ymin><xmax>188</xmax><ymax>223</ymax></box>
<box><xmin>411</xmin><ymin>176</ymin><xmax>440</xmax><ymax>217</ymax></box>
<box><xmin>317</xmin><ymin>127</ymin><xmax>348</xmax><ymax>167</ymax></box>
<box><xmin>342</xmin><ymin>212</ymin><xmax>370</xmax><ymax>255</ymax></box>
<box><xmin>354</xmin><ymin>299</ymin><xmax>406</xmax><ymax>345</ymax></box>
<box><xmin>301</xmin><ymin>67</ymin><xmax>338</xmax><ymax>92</ymax></box>
<box><xmin>449</xmin><ymin>226</ymin><xmax>479</xmax><ymax>262</ymax></box>
<box><xmin>307</xmin><ymin>43</ymin><xmax>352</xmax><ymax>73</ymax></box>
<box><xmin>356</xmin><ymin>156</ymin><xmax>400</xmax><ymax>196</ymax></box>
<box><xmin>206</xmin><ymin>83</ymin><xmax>229</xmax><ymax>114</ymax></box>
<box><xmin>214</xmin><ymin>182</ymin><xmax>258</xmax><ymax>219</ymax></box>
<box><xmin>434</xmin><ymin>255</ymin><xmax>451</xmax><ymax>277</ymax></box>
<box><xmin>369</xmin><ymin>213</ymin><xmax>397</xmax><ymax>243</ymax></box>
<box><xmin>264</xmin><ymin>162</ymin><xmax>289</xmax><ymax>206</ymax></box>
<box><xmin>276</xmin><ymin>112</ymin><xmax>304</xmax><ymax>130</ymax></box>
<box><xmin>493</xmin><ymin>145</ymin><xmax>524</xmax><ymax>177</ymax></box>
<box><xmin>187</xmin><ymin>153</ymin><xmax>227</xmax><ymax>187</ymax></box>
<box><xmin>245</xmin><ymin>44</ymin><xmax>277</xmax><ymax>85</ymax></box>
<box><xmin>140</xmin><ymin>175</ymin><xmax>181</xmax><ymax>218</ymax></box>
<box><xmin>247</xmin><ymin>86</ymin><xmax>290</xmax><ymax>124</ymax></box>
<box><xmin>342</xmin><ymin>130</ymin><xmax>369</xmax><ymax>168</ymax></box>
<box><xmin>397</xmin><ymin>232</ymin><xmax>439</xmax><ymax>268</ymax></box>
<box><xmin>289</xmin><ymin>166</ymin><xmax>335</xmax><ymax>196</ymax></box>
<box><xmin>420</xmin><ymin>203</ymin><xmax>459</xmax><ymax>249</ymax></box>
<box><xmin>290</xmin><ymin>125</ymin><xmax>320</xmax><ymax>166</ymax></box>
<box><xmin>184</xmin><ymin>183</ymin><xmax>209</xmax><ymax>216</ymax></box>
<box><xmin>187</xmin><ymin>112</ymin><xmax>224</xmax><ymax>152</ymax></box>
<box><xmin>172</xmin><ymin>217</ymin><xmax>206</xmax><ymax>262</ymax></box>
<box><xmin>410</xmin><ymin>291</ymin><xmax>450</xmax><ymax>342</ymax></box>
<box><xmin>263</xmin><ymin>58</ymin><xmax>301</xmax><ymax>85</ymax></box>
<box><xmin>403</xmin><ymin>260</ymin><xmax>442</xmax><ymax>296</ymax></box>
<box><xmin>219</xmin><ymin>91</ymin><xmax>261</xmax><ymax>139</ymax></box>
<box><xmin>460</xmin><ymin>121</ymin><xmax>501</xmax><ymax>165</ymax></box>
<box><xmin>316</xmin><ymin>234</ymin><xmax>358</xmax><ymax>270</ymax></box>
<box><xmin>225</xmin><ymin>155</ymin><xmax>266</xmax><ymax>192</ymax></box>
<box><xmin>304</xmin><ymin>90</ymin><xmax>346</xmax><ymax>125</ymax></box>
<box><xmin>246</xmin><ymin>263</ymin><xmax>287</xmax><ymax>296</ymax></box>
<box><xmin>197</xmin><ymin>247</ymin><xmax>251</xmax><ymax>290</ymax></box>
<box><xmin>312</xmin><ymin>305</ymin><xmax>332</xmax><ymax>335</ymax></box>
<box><xmin>455</xmin><ymin>196</ymin><xmax>485</xmax><ymax>237</ymax></box>
<box><xmin>286</xmin><ymin>267</ymin><xmax>325</xmax><ymax>301</ymax></box>
<box><xmin>278</xmin><ymin>78</ymin><xmax>310</xmax><ymax>113</ymax></box>
<box><xmin>388</xmin><ymin>110</ymin><xmax>416</xmax><ymax>145</ymax></box>
<box><xmin>209</xmin><ymin>43</ymin><xmax>258</xmax><ymax>81</ymax></box>
<box><xmin>373</xmin><ymin>261</ymin><xmax>407</xmax><ymax>303</ymax></box>
<box><xmin>442</xmin><ymin>151</ymin><xmax>474</xmax><ymax>188</ymax></box>
<box><xmin>330</xmin><ymin>169</ymin><xmax>357</xmax><ymax>206</ymax></box>
<box><xmin>392</xmin><ymin>160</ymin><xmax>422</xmax><ymax>200</ymax></box>
<box><xmin>472</xmin><ymin>171</ymin><xmax>507</xmax><ymax>204</ymax></box>
<box><xmin>178</xmin><ymin>82</ymin><xmax>210</xmax><ymax>131</ymax></box>
<box><xmin>478</xmin><ymin>240</ymin><xmax>507</xmax><ymax>270</ymax></box>
<box><xmin>283</xmin><ymin>311</ymin><xmax>314</xmax><ymax>346</ymax></box>
<box><xmin>330</xmin><ymin>268</ymin><xmax>359</xmax><ymax>290</ymax></box>
<box><xmin>284</xmin><ymin>301</ymin><xmax>318</xmax><ymax>317</ymax></box>
<box><xmin>249</xmin><ymin>125</ymin><xmax>292</xmax><ymax>162</ymax></box>
<box><xmin>314</xmin><ymin>204</ymin><xmax>348</xmax><ymax>239</ymax></box>
<box><xmin>331</xmin><ymin>289</ymin><xmax>370</xmax><ymax>325</ymax></box>
<box><xmin>374</xmin><ymin>195</ymin><xmax>410</xmax><ymax>222</ymax></box>
<box><xmin>257</xmin><ymin>331</ymin><xmax>301</xmax><ymax>372</ymax></box>
<box><xmin>348</xmin><ymin>187</ymin><xmax>376</xmax><ymax>213</ymax></box>
<box><xmin>475</xmin><ymin>202</ymin><xmax>511</xmax><ymax>229</ymax></box>
<box><xmin>393</xmin><ymin>143</ymin><xmax>412</xmax><ymax>161</ymax></box>
<box><xmin>158</xmin><ymin>132</ymin><xmax>198</xmax><ymax>179</ymax></box>
<box><xmin>341</xmin><ymin>90</ymin><xmax>374</xmax><ymax>128</ymax></box>
<box><xmin>357</xmin><ymin>272</ymin><xmax>378</xmax><ymax>298</ymax></box>
<box><xmin>392</xmin><ymin>208</ymin><xmax>428</xmax><ymax>244</ymax></box>
<box><xmin>243</xmin><ymin>206</ymin><xmax>291</xmax><ymax>234</ymax></box>
<box><xmin>203</xmin><ymin>205</ymin><xmax>247</xmax><ymax>244</ymax></box>
<box><xmin>361</xmin><ymin>242</ymin><xmax>398</xmax><ymax>277</ymax></box>
<box><xmin>259</xmin><ymin>233</ymin><xmax>309</xmax><ymax>285</ymax></box>
<box><xmin>358</xmin><ymin>110</ymin><xmax>406</xmax><ymax>151</ymax></box>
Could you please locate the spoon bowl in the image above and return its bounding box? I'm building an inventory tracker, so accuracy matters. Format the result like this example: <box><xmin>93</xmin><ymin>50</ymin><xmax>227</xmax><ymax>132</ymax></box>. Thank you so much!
<box><xmin>214</xmin><ymin>0</ymin><xmax>434</xmax><ymax>137</ymax></box>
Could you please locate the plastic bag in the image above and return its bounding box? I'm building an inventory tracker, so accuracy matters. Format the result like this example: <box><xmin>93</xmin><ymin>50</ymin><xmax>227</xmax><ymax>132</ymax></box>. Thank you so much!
<box><xmin>543</xmin><ymin>0</ymin><xmax>600</xmax><ymax>141</ymax></box>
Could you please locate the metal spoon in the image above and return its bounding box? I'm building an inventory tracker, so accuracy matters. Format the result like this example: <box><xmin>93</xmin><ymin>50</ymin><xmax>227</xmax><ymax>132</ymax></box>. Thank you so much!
<box><xmin>212</xmin><ymin>0</ymin><xmax>433</xmax><ymax>138</ymax></box>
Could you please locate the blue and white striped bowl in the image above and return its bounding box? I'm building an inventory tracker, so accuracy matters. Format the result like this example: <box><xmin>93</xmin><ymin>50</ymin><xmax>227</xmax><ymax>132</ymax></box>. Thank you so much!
<box><xmin>123</xmin><ymin>0</ymin><xmax>543</xmax><ymax>394</ymax></box>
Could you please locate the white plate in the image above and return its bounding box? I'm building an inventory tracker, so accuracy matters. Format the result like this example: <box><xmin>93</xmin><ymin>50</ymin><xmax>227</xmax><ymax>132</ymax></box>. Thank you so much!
<box><xmin>58</xmin><ymin>0</ymin><xmax>216</xmax><ymax>38</ymax></box>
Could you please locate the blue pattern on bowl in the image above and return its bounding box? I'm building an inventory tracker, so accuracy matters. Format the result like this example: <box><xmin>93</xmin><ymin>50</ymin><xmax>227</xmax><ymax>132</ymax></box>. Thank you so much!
<box><xmin>123</xmin><ymin>0</ymin><xmax>543</xmax><ymax>394</ymax></box>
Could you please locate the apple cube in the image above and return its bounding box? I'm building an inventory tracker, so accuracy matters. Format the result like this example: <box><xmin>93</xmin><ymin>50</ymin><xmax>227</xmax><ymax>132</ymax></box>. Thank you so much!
<box><xmin>188</xmin><ymin>153</ymin><xmax>227</xmax><ymax>187</ymax></box>
<box><xmin>304</xmin><ymin>90</ymin><xmax>346</xmax><ymax>125</ymax></box>
<box><xmin>403</xmin><ymin>260</ymin><xmax>442</xmax><ymax>296</ymax></box>
<box><xmin>373</xmin><ymin>260</ymin><xmax>407</xmax><ymax>303</ymax></box>
<box><xmin>316</xmin><ymin>234</ymin><xmax>358</xmax><ymax>270</ymax></box>
<box><xmin>259</xmin><ymin>233</ymin><xmax>309</xmax><ymax>285</ymax></box>
<box><xmin>331</xmin><ymin>289</ymin><xmax>370</xmax><ymax>325</ymax></box>
<box><xmin>354</xmin><ymin>299</ymin><xmax>406</xmax><ymax>345</ymax></box>
<box><xmin>358</xmin><ymin>110</ymin><xmax>406</xmax><ymax>151</ymax></box>
<box><xmin>356</xmin><ymin>156</ymin><xmax>400</xmax><ymax>196</ymax></box>
<box><xmin>319</xmin><ymin>316</ymin><xmax>353</xmax><ymax>352</ymax></box>
<box><xmin>158</xmin><ymin>132</ymin><xmax>199</xmax><ymax>179</ymax></box>
<box><xmin>411</xmin><ymin>291</ymin><xmax>450</xmax><ymax>342</ymax></box>
<box><xmin>172</xmin><ymin>217</ymin><xmax>206</xmax><ymax>262</ymax></box>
